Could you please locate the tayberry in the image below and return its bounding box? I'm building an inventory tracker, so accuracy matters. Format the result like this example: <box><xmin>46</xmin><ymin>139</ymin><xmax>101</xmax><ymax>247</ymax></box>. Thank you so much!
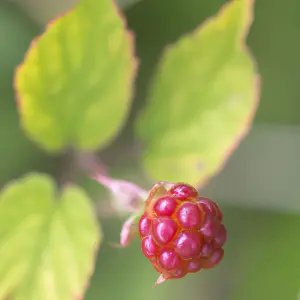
<box><xmin>141</xmin><ymin>236</ymin><xmax>159</xmax><ymax>259</ymax></box>
<box><xmin>154</xmin><ymin>196</ymin><xmax>177</xmax><ymax>216</ymax></box>
<box><xmin>152</xmin><ymin>218</ymin><xmax>178</xmax><ymax>245</ymax></box>
<box><xmin>138</xmin><ymin>182</ymin><xmax>227</xmax><ymax>285</ymax></box>
<box><xmin>139</xmin><ymin>215</ymin><xmax>152</xmax><ymax>237</ymax></box>
<box><xmin>170</xmin><ymin>183</ymin><xmax>198</xmax><ymax>201</ymax></box>
<box><xmin>159</xmin><ymin>249</ymin><xmax>182</xmax><ymax>270</ymax></box>
<box><xmin>173</xmin><ymin>231</ymin><xmax>202</xmax><ymax>259</ymax></box>
<box><xmin>176</xmin><ymin>202</ymin><xmax>204</xmax><ymax>229</ymax></box>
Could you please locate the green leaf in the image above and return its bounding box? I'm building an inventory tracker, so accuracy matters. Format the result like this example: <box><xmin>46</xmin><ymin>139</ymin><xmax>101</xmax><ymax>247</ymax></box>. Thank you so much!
<box><xmin>14</xmin><ymin>0</ymin><xmax>137</xmax><ymax>152</ymax></box>
<box><xmin>0</xmin><ymin>173</ymin><xmax>101</xmax><ymax>300</ymax></box>
<box><xmin>136</xmin><ymin>0</ymin><xmax>260</xmax><ymax>186</ymax></box>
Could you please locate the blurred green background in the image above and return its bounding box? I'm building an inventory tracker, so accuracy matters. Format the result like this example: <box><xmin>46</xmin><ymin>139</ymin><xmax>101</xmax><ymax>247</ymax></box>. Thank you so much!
<box><xmin>1</xmin><ymin>0</ymin><xmax>300</xmax><ymax>299</ymax></box>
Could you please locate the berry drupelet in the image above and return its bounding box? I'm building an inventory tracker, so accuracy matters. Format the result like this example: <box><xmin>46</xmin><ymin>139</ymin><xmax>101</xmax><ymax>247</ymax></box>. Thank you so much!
<box><xmin>138</xmin><ymin>182</ymin><xmax>227</xmax><ymax>285</ymax></box>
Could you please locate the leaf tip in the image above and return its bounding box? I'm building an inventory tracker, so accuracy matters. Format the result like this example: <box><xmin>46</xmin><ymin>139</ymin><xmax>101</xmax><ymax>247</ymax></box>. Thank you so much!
<box><xmin>240</xmin><ymin>0</ymin><xmax>256</xmax><ymax>41</ymax></box>
<box><xmin>111</xmin><ymin>0</ymin><xmax>139</xmax><ymax>71</ymax></box>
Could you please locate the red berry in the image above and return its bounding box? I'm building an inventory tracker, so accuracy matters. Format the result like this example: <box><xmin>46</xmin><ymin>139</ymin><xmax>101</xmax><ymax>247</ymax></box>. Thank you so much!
<box><xmin>141</xmin><ymin>236</ymin><xmax>159</xmax><ymax>259</ymax></box>
<box><xmin>186</xmin><ymin>258</ymin><xmax>202</xmax><ymax>273</ymax></box>
<box><xmin>139</xmin><ymin>182</ymin><xmax>227</xmax><ymax>284</ymax></box>
<box><xmin>197</xmin><ymin>197</ymin><xmax>217</xmax><ymax>218</ymax></box>
<box><xmin>173</xmin><ymin>231</ymin><xmax>202</xmax><ymax>259</ymax></box>
<box><xmin>171</xmin><ymin>267</ymin><xmax>187</xmax><ymax>279</ymax></box>
<box><xmin>200</xmin><ymin>242</ymin><xmax>213</xmax><ymax>257</ymax></box>
<box><xmin>169</xmin><ymin>183</ymin><xmax>198</xmax><ymax>201</ymax></box>
<box><xmin>159</xmin><ymin>248</ymin><xmax>182</xmax><ymax>270</ymax></box>
<box><xmin>201</xmin><ymin>248</ymin><xmax>224</xmax><ymax>269</ymax></box>
<box><xmin>213</xmin><ymin>224</ymin><xmax>227</xmax><ymax>248</ymax></box>
<box><xmin>154</xmin><ymin>196</ymin><xmax>177</xmax><ymax>216</ymax></box>
<box><xmin>139</xmin><ymin>214</ymin><xmax>152</xmax><ymax>237</ymax></box>
<box><xmin>152</xmin><ymin>218</ymin><xmax>178</xmax><ymax>245</ymax></box>
<box><xmin>176</xmin><ymin>202</ymin><xmax>204</xmax><ymax>229</ymax></box>
<box><xmin>197</xmin><ymin>197</ymin><xmax>223</xmax><ymax>221</ymax></box>
<box><xmin>199</xmin><ymin>219</ymin><xmax>220</xmax><ymax>239</ymax></box>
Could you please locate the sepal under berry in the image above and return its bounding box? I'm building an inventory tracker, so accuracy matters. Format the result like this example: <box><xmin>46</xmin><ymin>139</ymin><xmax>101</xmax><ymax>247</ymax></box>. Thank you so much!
<box><xmin>112</xmin><ymin>213</ymin><xmax>142</xmax><ymax>248</ymax></box>
<box><xmin>92</xmin><ymin>173</ymin><xmax>148</xmax><ymax>215</ymax></box>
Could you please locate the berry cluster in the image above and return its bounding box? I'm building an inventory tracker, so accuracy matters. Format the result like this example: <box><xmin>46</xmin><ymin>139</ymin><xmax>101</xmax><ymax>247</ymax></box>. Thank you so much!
<box><xmin>138</xmin><ymin>182</ymin><xmax>227</xmax><ymax>284</ymax></box>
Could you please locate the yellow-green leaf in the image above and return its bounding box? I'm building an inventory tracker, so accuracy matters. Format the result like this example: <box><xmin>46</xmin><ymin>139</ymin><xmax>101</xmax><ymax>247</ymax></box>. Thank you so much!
<box><xmin>136</xmin><ymin>0</ymin><xmax>260</xmax><ymax>187</ymax></box>
<box><xmin>15</xmin><ymin>0</ymin><xmax>137</xmax><ymax>152</ymax></box>
<box><xmin>0</xmin><ymin>173</ymin><xmax>101</xmax><ymax>300</ymax></box>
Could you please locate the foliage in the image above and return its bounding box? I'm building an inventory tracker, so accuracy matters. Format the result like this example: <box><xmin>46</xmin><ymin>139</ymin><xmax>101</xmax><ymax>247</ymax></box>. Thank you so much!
<box><xmin>14</xmin><ymin>0</ymin><xmax>137</xmax><ymax>152</ymax></box>
<box><xmin>0</xmin><ymin>0</ymin><xmax>260</xmax><ymax>298</ymax></box>
<box><xmin>0</xmin><ymin>174</ymin><xmax>100</xmax><ymax>300</ymax></box>
<box><xmin>136</xmin><ymin>0</ymin><xmax>259</xmax><ymax>186</ymax></box>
